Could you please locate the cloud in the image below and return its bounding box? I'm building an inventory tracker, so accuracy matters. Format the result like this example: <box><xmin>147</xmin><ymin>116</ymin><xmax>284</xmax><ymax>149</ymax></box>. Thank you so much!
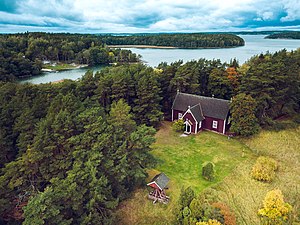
<box><xmin>0</xmin><ymin>0</ymin><xmax>299</xmax><ymax>33</ymax></box>
<box><xmin>0</xmin><ymin>0</ymin><xmax>19</xmax><ymax>13</ymax></box>
<box><xmin>281</xmin><ymin>0</ymin><xmax>300</xmax><ymax>21</ymax></box>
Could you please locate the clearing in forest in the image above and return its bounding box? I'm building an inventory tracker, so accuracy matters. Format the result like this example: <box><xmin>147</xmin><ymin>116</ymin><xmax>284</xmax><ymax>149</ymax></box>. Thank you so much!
<box><xmin>116</xmin><ymin>122</ymin><xmax>300</xmax><ymax>225</ymax></box>
<box><xmin>116</xmin><ymin>121</ymin><xmax>252</xmax><ymax>224</ymax></box>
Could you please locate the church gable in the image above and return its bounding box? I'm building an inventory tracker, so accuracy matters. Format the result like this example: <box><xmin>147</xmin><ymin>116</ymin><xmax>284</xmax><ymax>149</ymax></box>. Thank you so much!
<box><xmin>172</xmin><ymin>92</ymin><xmax>230</xmax><ymax>134</ymax></box>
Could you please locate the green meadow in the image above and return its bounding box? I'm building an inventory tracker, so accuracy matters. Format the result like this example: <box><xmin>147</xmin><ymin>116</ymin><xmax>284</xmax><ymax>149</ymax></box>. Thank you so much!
<box><xmin>116</xmin><ymin>122</ymin><xmax>300</xmax><ymax>224</ymax></box>
<box><xmin>116</xmin><ymin>122</ymin><xmax>251</xmax><ymax>224</ymax></box>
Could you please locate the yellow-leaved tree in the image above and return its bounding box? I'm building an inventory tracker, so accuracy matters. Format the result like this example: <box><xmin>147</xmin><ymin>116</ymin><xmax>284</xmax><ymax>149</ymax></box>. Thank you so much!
<box><xmin>258</xmin><ymin>189</ymin><xmax>292</xmax><ymax>225</ymax></box>
<box><xmin>196</xmin><ymin>219</ymin><xmax>222</xmax><ymax>225</ymax></box>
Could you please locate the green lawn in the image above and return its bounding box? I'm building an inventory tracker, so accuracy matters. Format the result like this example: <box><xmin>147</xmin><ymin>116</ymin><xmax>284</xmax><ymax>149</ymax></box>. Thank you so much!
<box><xmin>43</xmin><ymin>63</ymin><xmax>78</xmax><ymax>71</ymax></box>
<box><xmin>116</xmin><ymin>122</ymin><xmax>300</xmax><ymax>225</ymax></box>
<box><xmin>152</xmin><ymin>122</ymin><xmax>252</xmax><ymax>194</ymax></box>
<box><xmin>116</xmin><ymin>122</ymin><xmax>252</xmax><ymax>224</ymax></box>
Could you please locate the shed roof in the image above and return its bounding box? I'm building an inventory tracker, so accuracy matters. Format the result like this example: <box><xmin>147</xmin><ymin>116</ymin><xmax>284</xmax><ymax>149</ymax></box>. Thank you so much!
<box><xmin>172</xmin><ymin>92</ymin><xmax>230</xmax><ymax>120</ymax></box>
<box><xmin>148</xmin><ymin>173</ymin><xmax>170</xmax><ymax>190</ymax></box>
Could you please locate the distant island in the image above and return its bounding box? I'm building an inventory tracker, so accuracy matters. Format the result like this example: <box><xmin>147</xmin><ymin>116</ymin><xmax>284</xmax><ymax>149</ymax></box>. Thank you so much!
<box><xmin>101</xmin><ymin>33</ymin><xmax>245</xmax><ymax>48</ymax></box>
<box><xmin>0</xmin><ymin>32</ymin><xmax>140</xmax><ymax>81</ymax></box>
<box><xmin>0</xmin><ymin>32</ymin><xmax>245</xmax><ymax>81</ymax></box>
<box><xmin>107</xmin><ymin>45</ymin><xmax>177</xmax><ymax>49</ymax></box>
<box><xmin>265</xmin><ymin>31</ymin><xmax>300</xmax><ymax>39</ymax></box>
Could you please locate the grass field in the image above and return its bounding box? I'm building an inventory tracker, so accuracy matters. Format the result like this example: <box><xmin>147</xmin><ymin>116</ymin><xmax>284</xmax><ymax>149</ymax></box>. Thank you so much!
<box><xmin>116</xmin><ymin>122</ymin><xmax>300</xmax><ymax>225</ymax></box>
<box><xmin>217</xmin><ymin>126</ymin><xmax>300</xmax><ymax>225</ymax></box>
<box><xmin>43</xmin><ymin>63</ymin><xmax>87</xmax><ymax>71</ymax></box>
<box><xmin>116</xmin><ymin>122</ymin><xmax>253</xmax><ymax>224</ymax></box>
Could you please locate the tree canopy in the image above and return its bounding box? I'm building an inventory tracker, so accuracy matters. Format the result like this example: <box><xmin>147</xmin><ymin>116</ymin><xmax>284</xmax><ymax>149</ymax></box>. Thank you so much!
<box><xmin>0</xmin><ymin>64</ymin><xmax>159</xmax><ymax>224</ymax></box>
<box><xmin>0</xmin><ymin>32</ymin><xmax>139</xmax><ymax>81</ymax></box>
<box><xmin>102</xmin><ymin>33</ymin><xmax>245</xmax><ymax>48</ymax></box>
<box><xmin>265</xmin><ymin>31</ymin><xmax>300</xmax><ymax>39</ymax></box>
<box><xmin>0</xmin><ymin>40</ymin><xmax>299</xmax><ymax>224</ymax></box>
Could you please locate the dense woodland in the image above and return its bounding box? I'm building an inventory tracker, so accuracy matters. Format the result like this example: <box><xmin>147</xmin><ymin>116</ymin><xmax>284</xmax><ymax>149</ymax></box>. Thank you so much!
<box><xmin>0</xmin><ymin>32</ymin><xmax>140</xmax><ymax>81</ymax></box>
<box><xmin>102</xmin><ymin>33</ymin><xmax>245</xmax><ymax>48</ymax></box>
<box><xmin>0</xmin><ymin>45</ymin><xmax>299</xmax><ymax>224</ymax></box>
<box><xmin>266</xmin><ymin>31</ymin><xmax>300</xmax><ymax>39</ymax></box>
<box><xmin>0</xmin><ymin>32</ymin><xmax>245</xmax><ymax>82</ymax></box>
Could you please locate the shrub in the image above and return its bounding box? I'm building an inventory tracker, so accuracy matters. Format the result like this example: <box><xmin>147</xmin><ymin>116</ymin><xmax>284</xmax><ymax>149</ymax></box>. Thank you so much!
<box><xmin>196</xmin><ymin>219</ymin><xmax>222</xmax><ymax>225</ymax></box>
<box><xmin>251</xmin><ymin>156</ymin><xmax>278</xmax><ymax>182</ymax></box>
<box><xmin>202</xmin><ymin>162</ymin><xmax>215</xmax><ymax>181</ymax></box>
<box><xmin>189</xmin><ymin>189</ymin><xmax>223</xmax><ymax>223</ymax></box>
<box><xmin>176</xmin><ymin>187</ymin><xmax>195</xmax><ymax>224</ymax></box>
<box><xmin>190</xmin><ymin>198</ymin><xmax>218</xmax><ymax>222</ymax></box>
<box><xmin>258</xmin><ymin>189</ymin><xmax>293</xmax><ymax>225</ymax></box>
<box><xmin>182</xmin><ymin>206</ymin><xmax>191</xmax><ymax>218</ymax></box>
<box><xmin>211</xmin><ymin>202</ymin><xmax>236</xmax><ymax>225</ymax></box>
<box><xmin>172</xmin><ymin>119</ymin><xmax>184</xmax><ymax>132</ymax></box>
<box><xmin>179</xmin><ymin>187</ymin><xmax>196</xmax><ymax>209</ymax></box>
<box><xmin>190</xmin><ymin>198</ymin><xmax>204</xmax><ymax>220</ymax></box>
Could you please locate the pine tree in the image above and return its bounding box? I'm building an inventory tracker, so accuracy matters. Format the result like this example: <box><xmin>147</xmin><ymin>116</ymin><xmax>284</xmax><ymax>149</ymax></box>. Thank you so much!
<box><xmin>133</xmin><ymin>71</ymin><xmax>163</xmax><ymax>127</ymax></box>
<box><xmin>208</xmin><ymin>68</ymin><xmax>232</xmax><ymax>99</ymax></box>
<box><xmin>230</xmin><ymin>93</ymin><xmax>260</xmax><ymax>136</ymax></box>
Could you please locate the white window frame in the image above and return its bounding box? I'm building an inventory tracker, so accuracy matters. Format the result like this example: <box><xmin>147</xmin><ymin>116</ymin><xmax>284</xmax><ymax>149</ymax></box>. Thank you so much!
<box><xmin>178</xmin><ymin>113</ymin><xmax>183</xmax><ymax>119</ymax></box>
<box><xmin>212</xmin><ymin>120</ymin><xmax>218</xmax><ymax>129</ymax></box>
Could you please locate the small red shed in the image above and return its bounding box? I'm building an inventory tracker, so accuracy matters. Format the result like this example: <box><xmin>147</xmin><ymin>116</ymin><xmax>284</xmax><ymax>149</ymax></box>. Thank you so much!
<box><xmin>147</xmin><ymin>173</ymin><xmax>170</xmax><ymax>204</ymax></box>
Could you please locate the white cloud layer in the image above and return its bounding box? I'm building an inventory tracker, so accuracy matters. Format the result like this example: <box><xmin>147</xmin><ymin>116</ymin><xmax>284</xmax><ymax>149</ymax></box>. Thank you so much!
<box><xmin>0</xmin><ymin>0</ymin><xmax>299</xmax><ymax>32</ymax></box>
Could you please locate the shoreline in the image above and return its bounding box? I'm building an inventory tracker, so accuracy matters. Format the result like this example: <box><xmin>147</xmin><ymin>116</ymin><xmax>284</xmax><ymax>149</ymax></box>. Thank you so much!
<box><xmin>107</xmin><ymin>45</ymin><xmax>177</xmax><ymax>49</ymax></box>
<box><xmin>107</xmin><ymin>45</ymin><xmax>244</xmax><ymax>49</ymax></box>
<box><xmin>42</xmin><ymin>64</ymin><xmax>89</xmax><ymax>72</ymax></box>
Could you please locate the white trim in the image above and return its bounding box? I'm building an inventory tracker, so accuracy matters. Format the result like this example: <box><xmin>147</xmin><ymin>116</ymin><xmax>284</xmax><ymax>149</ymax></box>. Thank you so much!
<box><xmin>182</xmin><ymin>109</ymin><xmax>197</xmax><ymax>123</ymax></box>
<box><xmin>147</xmin><ymin>181</ymin><xmax>162</xmax><ymax>190</ymax></box>
<box><xmin>184</xmin><ymin>120</ymin><xmax>192</xmax><ymax>125</ymax></box>
<box><xmin>172</xmin><ymin>109</ymin><xmax>174</xmax><ymax>121</ymax></box>
<box><xmin>223</xmin><ymin>119</ymin><xmax>226</xmax><ymax>134</ymax></box>
<box><xmin>195</xmin><ymin>121</ymin><xmax>198</xmax><ymax>133</ymax></box>
<box><xmin>227</xmin><ymin>116</ymin><xmax>231</xmax><ymax>125</ymax></box>
<box><xmin>212</xmin><ymin>120</ymin><xmax>218</xmax><ymax>129</ymax></box>
<box><xmin>184</xmin><ymin>121</ymin><xmax>192</xmax><ymax>134</ymax></box>
<box><xmin>171</xmin><ymin>92</ymin><xmax>180</xmax><ymax>109</ymax></box>
<box><xmin>199</xmin><ymin>121</ymin><xmax>202</xmax><ymax>129</ymax></box>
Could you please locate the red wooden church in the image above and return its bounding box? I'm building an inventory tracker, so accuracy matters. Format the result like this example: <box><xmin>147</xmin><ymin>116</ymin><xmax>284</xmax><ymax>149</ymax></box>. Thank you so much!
<box><xmin>147</xmin><ymin>173</ymin><xmax>170</xmax><ymax>204</ymax></box>
<box><xmin>172</xmin><ymin>92</ymin><xmax>231</xmax><ymax>135</ymax></box>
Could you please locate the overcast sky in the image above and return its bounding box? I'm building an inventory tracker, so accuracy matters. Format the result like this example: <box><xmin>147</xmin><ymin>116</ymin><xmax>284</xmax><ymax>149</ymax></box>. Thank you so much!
<box><xmin>0</xmin><ymin>0</ymin><xmax>300</xmax><ymax>33</ymax></box>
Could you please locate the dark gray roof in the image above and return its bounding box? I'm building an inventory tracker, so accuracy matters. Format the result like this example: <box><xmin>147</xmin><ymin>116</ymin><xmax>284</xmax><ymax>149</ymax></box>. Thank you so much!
<box><xmin>172</xmin><ymin>92</ymin><xmax>230</xmax><ymax>120</ymax></box>
<box><xmin>151</xmin><ymin>172</ymin><xmax>170</xmax><ymax>190</ymax></box>
<box><xmin>190</xmin><ymin>104</ymin><xmax>205</xmax><ymax>122</ymax></box>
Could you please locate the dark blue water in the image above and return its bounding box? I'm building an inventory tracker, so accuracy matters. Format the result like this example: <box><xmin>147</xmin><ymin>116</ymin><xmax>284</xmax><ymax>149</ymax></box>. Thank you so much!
<box><xmin>20</xmin><ymin>35</ymin><xmax>300</xmax><ymax>84</ymax></box>
<box><xmin>128</xmin><ymin>35</ymin><xmax>300</xmax><ymax>67</ymax></box>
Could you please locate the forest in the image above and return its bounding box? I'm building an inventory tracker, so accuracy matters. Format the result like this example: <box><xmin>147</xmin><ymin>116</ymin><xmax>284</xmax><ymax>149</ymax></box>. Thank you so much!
<box><xmin>0</xmin><ymin>47</ymin><xmax>299</xmax><ymax>224</ymax></box>
<box><xmin>101</xmin><ymin>33</ymin><xmax>245</xmax><ymax>48</ymax></box>
<box><xmin>0</xmin><ymin>32</ymin><xmax>140</xmax><ymax>81</ymax></box>
<box><xmin>265</xmin><ymin>31</ymin><xmax>300</xmax><ymax>39</ymax></box>
<box><xmin>0</xmin><ymin>32</ymin><xmax>246</xmax><ymax>82</ymax></box>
